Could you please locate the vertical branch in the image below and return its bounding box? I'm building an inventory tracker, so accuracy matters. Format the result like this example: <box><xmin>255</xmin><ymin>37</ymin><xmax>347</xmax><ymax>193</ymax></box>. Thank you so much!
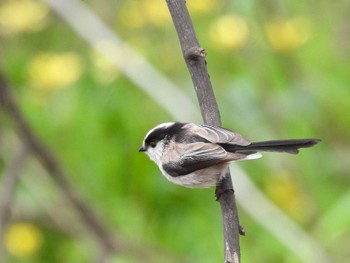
<box><xmin>165</xmin><ymin>1</ymin><xmax>241</xmax><ymax>262</ymax></box>
<box><xmin>165</xmin><ymin>0</ymin><xmax>221</xmax><ymax>126</ymax></box>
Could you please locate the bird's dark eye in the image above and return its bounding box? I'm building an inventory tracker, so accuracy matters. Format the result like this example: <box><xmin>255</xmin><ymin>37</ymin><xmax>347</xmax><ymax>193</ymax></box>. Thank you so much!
<box><xmin>150</xmin><ymin>141</ymin><xmax>157</xmax><ymax>148</ymax></box>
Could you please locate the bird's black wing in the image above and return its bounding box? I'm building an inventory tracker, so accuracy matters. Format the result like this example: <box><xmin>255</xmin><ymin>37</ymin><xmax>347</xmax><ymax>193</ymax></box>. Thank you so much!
<box><xmin>162</xmin><ymin>142</ymin><xmax>245</xmax><ymax>177</ymax></box>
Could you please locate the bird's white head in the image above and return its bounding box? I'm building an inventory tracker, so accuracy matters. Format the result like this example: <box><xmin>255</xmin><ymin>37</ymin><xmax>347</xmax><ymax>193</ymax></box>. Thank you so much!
<box><xmin>139</xmin><ymin>122</ymin><xmax>176</xmax><ymax>165</ymax></box>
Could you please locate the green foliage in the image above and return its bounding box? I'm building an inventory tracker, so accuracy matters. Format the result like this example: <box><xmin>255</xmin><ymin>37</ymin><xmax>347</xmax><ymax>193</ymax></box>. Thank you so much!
<box><xmin>1</xmin><ymin>0</ymin><xmax>349</xmax><ymax>262</ymax></box>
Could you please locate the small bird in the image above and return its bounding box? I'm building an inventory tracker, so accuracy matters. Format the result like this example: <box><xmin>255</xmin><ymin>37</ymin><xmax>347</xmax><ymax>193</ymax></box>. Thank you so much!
<box><xmin>139</xmin><ymin>122</ymin><xmax>320</xmax><ymax>188</ymax></box>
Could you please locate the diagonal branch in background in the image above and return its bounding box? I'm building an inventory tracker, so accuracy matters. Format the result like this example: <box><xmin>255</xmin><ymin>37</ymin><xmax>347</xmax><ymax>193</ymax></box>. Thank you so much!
<box><xmin>0</xmin><ymin>72</ymin><xmax>190</xmax><ymax>263</ymax></box>
<box><xmin>0</xmin><ymin>73</ymin><xmax>119</xmax><ymax>255</ymax></box>
<box><xmin>43</xmin><ymin>0</ymin><xmax>198</xmax><ymax>123</ymax></box>
<box><xmin>165</xmin><ymin>1</ymin><xmax>241</xmax><ymax>262</ymax></box>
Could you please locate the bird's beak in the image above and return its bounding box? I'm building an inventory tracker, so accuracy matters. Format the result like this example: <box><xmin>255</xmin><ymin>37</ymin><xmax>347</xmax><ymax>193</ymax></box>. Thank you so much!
<box><xmin>138</xmin><ymin>146</ymin><xmax>146</xmax><ymax>152</ymax></box>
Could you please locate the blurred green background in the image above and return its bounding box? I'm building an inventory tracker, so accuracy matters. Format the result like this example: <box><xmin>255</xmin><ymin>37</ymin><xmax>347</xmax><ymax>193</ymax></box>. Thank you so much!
<box><xmin>0</xmin><ymin>0</ymin><xmax>349</xmax><ymax>262</ymax></box>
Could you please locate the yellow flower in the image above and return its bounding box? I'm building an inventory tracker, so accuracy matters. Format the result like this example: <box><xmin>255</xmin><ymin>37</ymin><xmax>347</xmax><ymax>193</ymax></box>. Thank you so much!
<box><xmin>210</xmin><ymin>15</ymin><xmax>249</xmax><ymax>51</ymax></box>
<box><xmin>119</xmin><ymin>0</ymin><xmax>170</xmax><ymax>28</ymax></box>
<box><xmin>0</xmin><ymin>0</ymin><xmax>49</xmax><ymax>36</ymax></box>
<box><xmin>141</xmin><ymin>0</ymin><xmax>171</xmax><ymax>26</ymax></box>
<box><xmin>119</xmin><ymin>1</ymin><xmax>147</xmax><ymax>28</ymax></box>
<box><xmin>5</xmin><ymin>222</ymin><xmax>43</xmax><ymax>258</ymax></box>
<box><xmin>265</xmin><ymin>16</ymin><xmax>312</xmax><ymax>52</ymax></box>
<box><xmin>28</xmin><ymin>52</ymin><xmax>83</xmax><ymax>90</ymax></box>
<box><xmin>187</xmin><ymin>0</ymin><xmax>222</xmax><ymax>14</ymax></box>
<box><xmin>265</xmin><ymin>173</ymin><xmax>311</xmax><ymax>221</ymax></box>
<box><xmin>90</xmin><ymin>50</ymin><xmax>120</xmax><ymax>84</ymax></box>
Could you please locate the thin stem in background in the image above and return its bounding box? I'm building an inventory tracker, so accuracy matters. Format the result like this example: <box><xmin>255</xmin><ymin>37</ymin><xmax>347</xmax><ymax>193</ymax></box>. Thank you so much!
<box><xmin>0</xmin><ymin>145</ymin><xmax>28</xmax><ymax>261</ymax></box>
<box><xmin>0</xmin><ymin>73</ymin><xmax>120</xmax><ymax>258</ymax></box>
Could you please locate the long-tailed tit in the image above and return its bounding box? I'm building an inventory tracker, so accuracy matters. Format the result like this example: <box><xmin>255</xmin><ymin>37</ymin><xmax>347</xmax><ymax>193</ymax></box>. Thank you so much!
<box><xmin>139</xmin><ymin>122</ymin><xmax>320</xmax><ymax>188</ymax></box>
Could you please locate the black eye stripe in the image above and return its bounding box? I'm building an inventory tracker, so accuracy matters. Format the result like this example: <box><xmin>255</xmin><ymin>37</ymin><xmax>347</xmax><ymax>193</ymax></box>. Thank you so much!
<box><xmin>144</xmin><ymin>122</ymin><xmax>187</xmax><ymax>148</ymax></box>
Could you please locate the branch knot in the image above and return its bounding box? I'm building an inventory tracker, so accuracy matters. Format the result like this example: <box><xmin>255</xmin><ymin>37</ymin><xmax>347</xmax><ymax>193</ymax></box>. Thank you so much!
<box><xmin>184</xmin><ymin>46</ymin><xmax>206</xmax><ymax>60</ymax></box>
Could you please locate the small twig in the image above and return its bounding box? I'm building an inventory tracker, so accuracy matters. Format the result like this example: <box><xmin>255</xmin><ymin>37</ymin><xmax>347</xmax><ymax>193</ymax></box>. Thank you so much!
<box><xmin>184</xmin><ymin>47</ymin><xmax>207</xmax><ymax>60</ymax></box>
<box><xmin>0</xmin><ymin>146</ymin><xmax>28</xmax><ymax>225</ymax></box>
<box><xmin>165</xmin><ymin>0</ymin><xmax>241</xmax><ymax>262</ymax></box>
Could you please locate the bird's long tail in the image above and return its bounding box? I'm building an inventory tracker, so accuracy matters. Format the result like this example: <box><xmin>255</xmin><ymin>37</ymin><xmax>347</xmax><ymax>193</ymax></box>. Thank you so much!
<box><xmin>223</xmin><ymin>138</ymin><xmax>321</xmax><ymax>154</ymax></box>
